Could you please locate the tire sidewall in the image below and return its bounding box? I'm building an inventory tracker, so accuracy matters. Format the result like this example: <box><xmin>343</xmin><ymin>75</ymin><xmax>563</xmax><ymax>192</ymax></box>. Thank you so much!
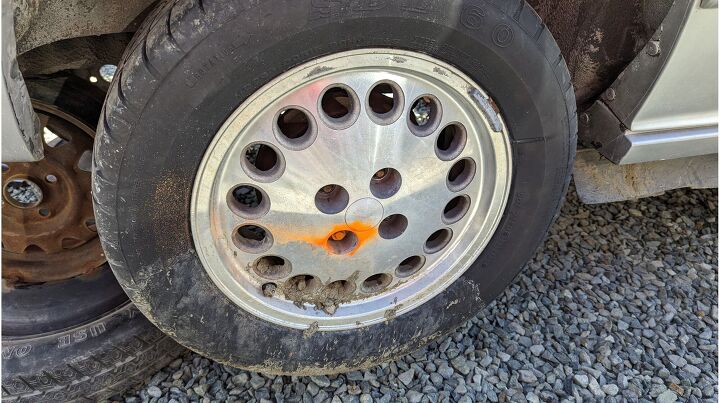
<box><xmin>2</xmin><ymin>305</ymin><xmax>180</xmax><ymax>401</ymax></box>
<box><xmin>98</xmin><ymin>0</ymin><xmax>574</xmax><ymax>373</ymax></box>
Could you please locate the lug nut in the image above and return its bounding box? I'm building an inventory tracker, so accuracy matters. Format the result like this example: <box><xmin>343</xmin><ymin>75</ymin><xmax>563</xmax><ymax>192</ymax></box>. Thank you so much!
<box><xmin>261</xmin><ymin>282</ymin><xmax>276</xmax><ymax>297</ymax></box>
<box><xmin>373</xmin><ymin>169</ymin><xmax>387</xmax><ymax>180</ymax></box>
<box><xmin>411</xmin><ymin>97</ymin><xmax>432</xmax><ymax>126</ymax></box>
<box><xmin>331</xmin><ymin>231</ymin><xmax>347</xmax><ymax>241</ymax></box>
<box><xmin>322</xmin><ymin>185</ymin><xmax>336</xmax><ymax>194</ymax></box>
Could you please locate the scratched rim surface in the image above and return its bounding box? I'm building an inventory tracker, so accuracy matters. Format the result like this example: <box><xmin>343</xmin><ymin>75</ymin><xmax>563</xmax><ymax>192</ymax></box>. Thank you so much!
<box><xmin>191</xmin><ymin>49</ymin><xmax>512</xmax><ymax>330</ymax></box>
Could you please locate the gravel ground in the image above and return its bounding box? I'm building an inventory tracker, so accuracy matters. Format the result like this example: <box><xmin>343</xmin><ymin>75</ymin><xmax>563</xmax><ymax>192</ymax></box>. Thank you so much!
<box><xmin>122</xmin><ymin>186</ymin><xmax>718</xmax><ymax>403</ymax></box>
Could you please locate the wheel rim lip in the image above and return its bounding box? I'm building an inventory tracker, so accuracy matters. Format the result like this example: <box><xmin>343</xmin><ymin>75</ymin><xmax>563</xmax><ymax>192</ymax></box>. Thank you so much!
<box><xmin>191</xmin><ymin>49</ymin><xmax>513</xmax><ymax>330</ymax></box>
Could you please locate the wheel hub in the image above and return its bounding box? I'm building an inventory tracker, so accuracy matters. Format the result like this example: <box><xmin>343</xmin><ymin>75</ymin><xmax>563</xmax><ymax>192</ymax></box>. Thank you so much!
<box><xmin>345</xmin><ymin>198</ymin><xmax>383</xmax><ymax>230</ymax></box>
<box><xmin>2</xmin><ymin>103</ymin><xmax>105</xmax><ymax>283</ymax></box>
<box><xmin>192</xmin><ymin>49</ymin><xmax>512</xmax><ymax>330</ymax></box>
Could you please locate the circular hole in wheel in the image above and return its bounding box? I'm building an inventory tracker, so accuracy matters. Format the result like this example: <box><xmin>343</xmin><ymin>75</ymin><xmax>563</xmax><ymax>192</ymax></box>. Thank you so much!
<box><xmin>314</xmin><ymin>184</ymin><xmax>350</xmax><ymax>214</ymax></box>
<box><xmin>408</xmin><ymin>95</ymin><xmax>441</xmax><ymax>136</ymax></box>
<box><xmin>321</xmin><ymin>87</ymin><xmax>351</xmax><ymax>118</ymax></box>
<box><xmin>367</xmin><ymin>81</ymin><xmax>404</xmax><ymax>124</ymax></box>
<box><xmin>275</xmin><ymin>107</ymin><xmax>316</xmax><ymax>150</ymax></box>
<box><xmin>435</xmin><ymin>123</ymin><xmax>467</xmax><ymax>161</ymax></box>
<box><xmin>227</xmin><ymin>184</ymin><xmax>270</xmax><ymax>219</ymax></box>
<box><xmin>261</xmin><ymin>282</ymin><xmax>277</xmax><ymax>297</ymax></box>
<box><xmin>326</xmin><ymin>231</ymin><xmax>359</xmax><ymax>255</ymax></box>
<box><xmin>424</xmin><ymin>228</ymin><xmax>453</xmax><ymax>254</ymax></box>
<box><xmin>242</xmin><ymin>142</ymin><xmax>285</xmax><ymax>182</ymax></box>
<box><xmin>234</xmin><ymin>224</ymin><xmax>273</xmax><ymax>253</ymax></box>
<box><xmin>285</xmin><ymin>274</ymin><xmax>319</xmax><ymax>294</ymax></box>
<box><xmin>395</xmin><ymin>256</ymin><xmax>426</xmax><ymax>278</ymax></box>
<box><xmin>325</xmin><ymin>279</ymin><xmax>356</xmax><ymax>299</ymax></box>
<box><xmin>446</xmin><ymin>158</ymin><xmax>476</xmax><ymax>192</ymax></box>
<box><xmin>361</xmin><ymin>273</ymin><xmax>392</xmax><ymax>293</ymax></box>
<box><xmin>4</xmin><ymin>178</ymin><xmax>43</xmax><ymax>208</ymax></box>
<box><xmin>369</xmin><ymin>168</ymin><xmax>401</xmax><ymax>199</ymax></box>
<box><xmin>319</xmin><ymin>85</ymin><xmax>360</xmax><ymax>129</ymax></box>
<box><xmin>378</xmin><ymin>214</ymin><xmax>408</xmax><ymax>239</ymax></box>
<box><xmin>252</xmin><ymin>255</ymin><xmax>292</xmax><ymax>280</ymax></box>
<box><xmin>442</xmin><ymin>195</ymin><xmax>471</xmax><ymax>224</ymax></box>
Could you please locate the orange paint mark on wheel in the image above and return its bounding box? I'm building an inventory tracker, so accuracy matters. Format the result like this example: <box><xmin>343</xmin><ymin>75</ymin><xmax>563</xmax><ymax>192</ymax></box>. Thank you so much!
<box><xmin>277</xmin><ymin>221</ymin><xmax>378</xmax><ymax>256</ymax></box>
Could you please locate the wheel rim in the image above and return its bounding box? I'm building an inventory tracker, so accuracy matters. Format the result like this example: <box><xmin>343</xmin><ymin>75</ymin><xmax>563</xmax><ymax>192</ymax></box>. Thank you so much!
<box><xmin>191</xmin><ymin>49</ymin><xmax>512</xmax><ymax>330</ymax></box>
<box><xmin>2</xmin><ymin>102</ymin><xmax>105</xmax><ymax>284</ymax></box>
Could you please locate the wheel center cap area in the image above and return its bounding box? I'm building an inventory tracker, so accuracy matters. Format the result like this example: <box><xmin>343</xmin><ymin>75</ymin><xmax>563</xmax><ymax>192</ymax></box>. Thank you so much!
<box><xmin>345</xmin><ymin>198</ymin><xmax>384</xmax><ymax>231</ymax></box>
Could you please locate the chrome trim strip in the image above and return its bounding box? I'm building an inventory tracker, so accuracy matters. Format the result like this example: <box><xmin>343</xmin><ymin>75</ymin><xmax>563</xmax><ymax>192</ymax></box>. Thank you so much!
<box><xmin>618</xmin><ymin>125</ymin><xmax>718</xmax><ymax>165</ymax></box>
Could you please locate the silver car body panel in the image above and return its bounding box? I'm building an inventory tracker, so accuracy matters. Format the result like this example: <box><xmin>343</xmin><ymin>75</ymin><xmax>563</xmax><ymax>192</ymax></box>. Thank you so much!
<box><xmin>630</xmin><ymin>0</ymin><xmax>717</xmax><ymax>132</ymax></box>
<box><xmin>581</xmin><ymin>0</ymin><xmax>718</xmax><ymax>165</ymax></box>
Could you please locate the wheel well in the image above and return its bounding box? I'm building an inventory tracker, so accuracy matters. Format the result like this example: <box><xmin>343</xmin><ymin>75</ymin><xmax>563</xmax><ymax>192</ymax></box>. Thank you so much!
<box><xmin>15</xmin><ymin>0</ymin><xmax>672</xmax><ymax>110</ymax></box>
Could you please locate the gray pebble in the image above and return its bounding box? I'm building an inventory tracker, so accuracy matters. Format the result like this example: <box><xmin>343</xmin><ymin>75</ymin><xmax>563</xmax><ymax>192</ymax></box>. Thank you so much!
<box><xmin>147</xmin><ymin>386</ymin><xmax>162</xmax><ymax>398</ymax></box>
<box><xmin>573</xmin><ymin>374</ymin><xmax>589</xmax><ymax>388</ymax></box>
<box><xmin>397</xmin><ymin>369</ymin><xmax>414</xmax><ymax>386</ymax></box>
<box><xmin>657</xmin><ymin>390</ymin><xmax>678</xmax><ymax>403</ymax></box>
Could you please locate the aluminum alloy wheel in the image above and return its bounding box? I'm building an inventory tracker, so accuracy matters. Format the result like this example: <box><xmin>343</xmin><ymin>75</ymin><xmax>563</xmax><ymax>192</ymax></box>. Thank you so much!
<box><xmin>191</xmin><ymin>49</ymin><xmax>512</xmax><ymax>330</ymax></box>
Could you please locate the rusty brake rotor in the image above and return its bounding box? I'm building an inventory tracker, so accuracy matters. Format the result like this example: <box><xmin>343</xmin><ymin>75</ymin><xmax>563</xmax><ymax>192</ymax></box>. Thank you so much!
<box><xmin>2</xmin><ymin>102</ymin><xmax>105</xmax><ymax>283</ymax></box>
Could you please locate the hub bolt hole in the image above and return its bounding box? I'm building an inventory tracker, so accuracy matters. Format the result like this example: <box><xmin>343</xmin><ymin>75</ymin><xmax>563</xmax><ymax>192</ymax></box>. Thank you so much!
<box><xmin>314</xmin><ymin>184</ymin><xmax>350</xmax><ymax>214</ymax></box>
<box><xmin>261</xmin><ymin>282</ymin><xmax>277</xmax><ymax>297</ymax></box>
<box><xmin>408</xmin><ymin>95</ymin><xmax>441</xmax><ymax>136</ymax></box>
<box><xmin>327</xmin><ymin>231</ymin><xmax>359</xmax><ymax>255</ymax></box>
<box><xmin>369</xmin><ymin>168</ymin><xmax>401</xmax><ymax>199</ymax></box>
